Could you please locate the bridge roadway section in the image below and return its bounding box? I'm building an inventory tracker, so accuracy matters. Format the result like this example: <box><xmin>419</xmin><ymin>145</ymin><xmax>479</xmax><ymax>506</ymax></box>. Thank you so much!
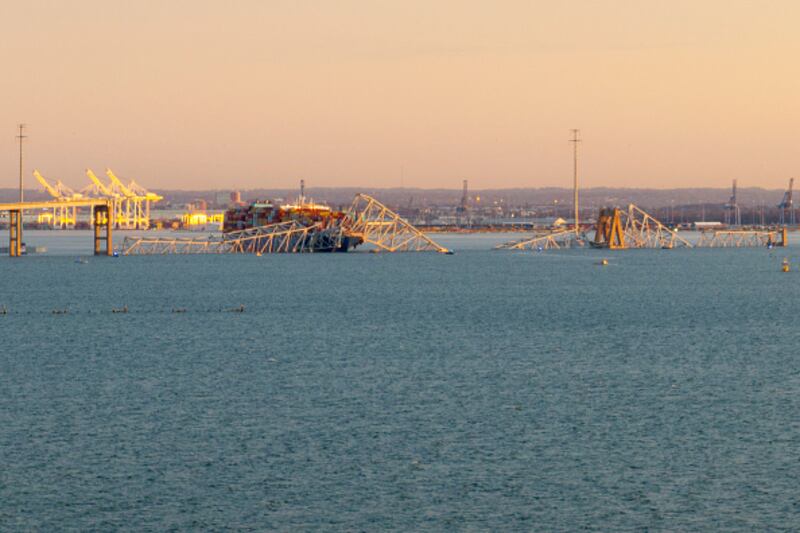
<box><xmin>0</xmin><ymin>199</ymin><xmax>114</xmax><ymax>257</ymax></box>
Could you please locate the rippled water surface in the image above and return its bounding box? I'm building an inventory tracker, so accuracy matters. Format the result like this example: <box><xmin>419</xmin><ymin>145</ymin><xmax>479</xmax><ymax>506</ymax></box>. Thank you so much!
<box><xmin>2</xmin><ymin>232</ymin><xmax>800</xmax><ymax>530</ymax></box>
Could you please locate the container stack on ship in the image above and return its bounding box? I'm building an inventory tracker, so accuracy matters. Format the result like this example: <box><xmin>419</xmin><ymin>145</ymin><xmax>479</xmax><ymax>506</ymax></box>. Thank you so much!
<box><xmin>222</xmin><ymin>196</ymin><xmax>361</xmax><ymax>252</ymax></box>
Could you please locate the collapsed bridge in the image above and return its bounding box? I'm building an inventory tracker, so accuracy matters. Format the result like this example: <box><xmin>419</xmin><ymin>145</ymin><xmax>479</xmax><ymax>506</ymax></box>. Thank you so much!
<box><xmin>122</xmin><ymin>194</ymin><xmax>451</xmax><ymax>255</ymax></box>
<box><xmin>496</xmin><ymin>204</ymin><xmax>787</xmax><ymax>251</ymax></box>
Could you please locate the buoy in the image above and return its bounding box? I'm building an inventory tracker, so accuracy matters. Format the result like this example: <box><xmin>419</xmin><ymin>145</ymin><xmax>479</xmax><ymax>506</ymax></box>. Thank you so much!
<box><xmin>600</xmin><ymin>258</ymin><xmax>609</xmax><ymax>266</ymax></box>
<box><xmin>782</xmin><ymin>258</ymin><xmax>790</xmax><ymax>272</ymax></box>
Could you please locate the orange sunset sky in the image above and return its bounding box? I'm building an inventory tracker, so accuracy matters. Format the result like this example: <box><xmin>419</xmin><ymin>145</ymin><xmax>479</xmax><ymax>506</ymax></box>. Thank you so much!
<box><xmin>2</xmin><ymin>0</ymin><xmax>800</xmax><ymax>190</ymax></box>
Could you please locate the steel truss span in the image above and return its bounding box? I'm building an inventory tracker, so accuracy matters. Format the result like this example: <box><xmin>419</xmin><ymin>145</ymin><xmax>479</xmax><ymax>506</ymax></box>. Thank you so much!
<box><xmin>497</xmin><ymin>204</ymin><xmax>692</xmax><ymax>251</ymax></box>
<box><xmin>695</xmin><ymin>229</ymin><xmax>786</xmax><ymax>248</ymax></box>
<box><xmin>122</xmin><ymin>221</ymin><xmax>329</xmax><ymax>255</ymax></box>
<box><xmin>607</xmin><ymin>204</ymin><xmax>693</xmax><ymax>249</ymax></box>
<box><xmin>121</xmin><ymin>194</ymin><xmax>450</xmax><ymax>255</ymax></box>
<box><xmin>345</xmin><ymin>194</ymin><xmax>450</xmax><ymax>253</ymax></box>
<box><xmin>494</xmin><ymin>229</ymin><xmax>587</xmax><ymax>250</ymax></box>
<box><xmin>497</xmin><ymin>204</ymin><xmax>789</xmax><ymax>251</ymax></box>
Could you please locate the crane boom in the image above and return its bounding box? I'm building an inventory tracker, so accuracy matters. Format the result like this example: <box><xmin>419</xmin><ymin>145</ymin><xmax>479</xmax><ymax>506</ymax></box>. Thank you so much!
<box><xmin>106</xmin><ymin>169</ymin><xmax>136</xmax><ymax>198</ymax></box>
<box><xmin>128</xmin><ymin>179</ymin><xmax>163</xmax><ymax>201</ymax></box>
<box><xmin>86</xmin><ymin>169</ymin><xmax>116</xmax><ymax>197</ymax></box>
<box><xmin>33</xmin><ymin>169</ymin><xmax>61</xmax><ymax>199</ymax></box>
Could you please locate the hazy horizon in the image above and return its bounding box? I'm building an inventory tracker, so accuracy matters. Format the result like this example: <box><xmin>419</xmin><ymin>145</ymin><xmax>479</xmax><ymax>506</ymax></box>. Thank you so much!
<box><xmin>3</xmin><ymin>1</ymin><xmax>800</xmax><ymax>191</ymax></box>
<box><xmin>1</xmin><ymin>183</ymin><xmax>794</xmax><ymax>195</ymax></box>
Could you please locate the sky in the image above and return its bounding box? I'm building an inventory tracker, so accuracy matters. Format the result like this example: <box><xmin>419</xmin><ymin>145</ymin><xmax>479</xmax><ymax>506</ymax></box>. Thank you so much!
<box><xmin>2</xmin><ymin>0</ymin><xmax>800</xmax><ymax>191</ymax></box>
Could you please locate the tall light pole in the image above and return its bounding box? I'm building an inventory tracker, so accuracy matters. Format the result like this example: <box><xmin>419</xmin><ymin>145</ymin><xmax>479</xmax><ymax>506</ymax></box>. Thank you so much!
<box><xmin>570</xmin><ymin>129</ymin><xmax>581</xmax><ymax>232</ymax></box>
<box><xmin>16</xmin><ymin>124</ymin><xmax>27</xmax><ymax>202</ymax></box>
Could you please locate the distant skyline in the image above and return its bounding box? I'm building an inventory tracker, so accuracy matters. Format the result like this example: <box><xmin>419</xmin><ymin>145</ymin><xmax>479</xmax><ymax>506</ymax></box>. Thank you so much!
<box><xmin>3</xmin><ymin>0</ymin><xmax>800</xmax><ymax>190</ymax></box>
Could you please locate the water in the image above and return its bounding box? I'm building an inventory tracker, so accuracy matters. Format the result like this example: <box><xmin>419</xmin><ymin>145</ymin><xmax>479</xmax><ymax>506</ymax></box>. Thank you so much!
<box><xmin>2</xmin><ymin>234</ymin><xmax>800</xmax><ymax>530</ymax></box>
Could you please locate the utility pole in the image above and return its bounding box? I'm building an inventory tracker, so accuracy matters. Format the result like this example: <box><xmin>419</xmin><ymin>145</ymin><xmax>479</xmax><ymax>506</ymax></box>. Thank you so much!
<box><xmin>16</xmin><ymin>124</ymin><xmax>27</xmax><ymax>202</ymax></box>
<box><xmin>570</xmin><ymin>129</ymin><xmax>581</xmax><ymax>232</ymax></box>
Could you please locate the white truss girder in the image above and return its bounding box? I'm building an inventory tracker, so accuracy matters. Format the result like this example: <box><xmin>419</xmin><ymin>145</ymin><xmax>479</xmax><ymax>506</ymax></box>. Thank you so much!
<box><xmin>494</xmin><ymin>230</ymin><xmax>586</xmax><ymax>250</ymax></box>
<box><xmin>345</xmin><ymin>194</ymin><xmax>450</xmax><ymax>253</ymax></box>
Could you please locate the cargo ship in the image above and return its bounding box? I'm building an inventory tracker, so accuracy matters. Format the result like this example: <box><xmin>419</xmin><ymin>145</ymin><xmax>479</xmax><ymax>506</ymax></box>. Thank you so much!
<box><xmin>223</xmin><ymin>197</ymin><xmax>362</xmax><ymax>252</ymax></box>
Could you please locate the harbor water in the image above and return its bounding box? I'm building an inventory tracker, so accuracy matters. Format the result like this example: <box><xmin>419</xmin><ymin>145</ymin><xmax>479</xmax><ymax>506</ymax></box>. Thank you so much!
<box><xmin>2</xmin><ymin>232</ymin><xmax>800</xmax><ymax>530</ymax></box>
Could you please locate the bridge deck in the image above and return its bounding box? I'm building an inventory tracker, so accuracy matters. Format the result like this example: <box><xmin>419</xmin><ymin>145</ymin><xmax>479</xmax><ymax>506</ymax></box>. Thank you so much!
<box><xmin>0</xmin><ymin>199</ymin><xmax>110</xmax><ymax>211</ymax></box>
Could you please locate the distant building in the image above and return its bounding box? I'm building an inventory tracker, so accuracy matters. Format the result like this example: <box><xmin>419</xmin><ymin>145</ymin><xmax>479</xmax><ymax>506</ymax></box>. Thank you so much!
<box><xmin>189</xmin><ymin>199</ymin><xmax>208</xmax><ymax>211</ymax></box>
<box><xmin>230</xmin><ymin>190</ymin><xmax>241</xmax><ymax>204</ymax></box>
<box><xmin>693</xmin><ymin>221</ymin><xmax>723</xmax><ymax>230</ymax></box>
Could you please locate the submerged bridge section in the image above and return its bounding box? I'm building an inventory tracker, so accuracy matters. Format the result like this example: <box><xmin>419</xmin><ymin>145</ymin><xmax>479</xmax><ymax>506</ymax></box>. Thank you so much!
<box><xmin>494</xmin><ymin>229</ymin><xmax>587</xmax><ymax>251</ymax></box>
<box><xmin>1</xmin><ymin>199</ymin><xmax>114</xmax><ymax>257</ymax></box>
<box><xmin>592</xmin><ymin>204</ymin><xmax>692</xmax><ymax>249</ymax></box>
<box><xmin>122</xmin><ymin>221</ymin><xmax>330</xmax><ymax>255</ymax></box>
<box><xmin>346</xmin><ymin>194</ymin><xmax>450</xmax><ymax>253</ymax></box>
<box><xmin>496</xmin><ymin>204</ymin><xmax>788</xmax><ymax>251</ymax></box>
<box><xmin>496</xmin><ymin>204</ymin><xmax>689</xmax><ymax>251</ymax></box>
<box><xmin>696</xmin><ymin>228</ymin><xmax>787</xmax><ymax>248</ymax></box>
<box><xmin>121</xmin><ymin>194</ymin><xmax>450</xmax><ymax>255</ymax></box>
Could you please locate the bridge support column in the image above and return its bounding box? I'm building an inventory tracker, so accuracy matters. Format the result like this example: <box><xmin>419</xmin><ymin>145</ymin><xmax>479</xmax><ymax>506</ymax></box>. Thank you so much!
<box><xmin>93</xmin><ymin>203</ymin><xmax>113</xmax><ymax>256</ymax></box>
<box><xmin>8</xmin><ymin>209</ymin><xmax>22</xmax><ymax>257</ymax></box>
<box><xmin>593</xmin><ymin>208</ymin><xmax>626</xmax><ymax>249</ymax></box>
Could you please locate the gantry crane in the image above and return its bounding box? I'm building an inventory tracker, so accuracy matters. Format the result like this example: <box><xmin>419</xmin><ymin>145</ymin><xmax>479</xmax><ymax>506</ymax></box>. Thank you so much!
<box><xmin>33</xmin><ymin>169</ymin><xmax>82</xmax><ymax>228</ymax></box>
<box><xmin>82</xmin><ymin>168</ymin><xmax>123</xmax><ymax>227</ymax></box>
<box><xmin>106</xmin><ymin>169</ymin><xmax>144</xmax><ymax>228</ymax></box>
<box><xmin>80</xmin><ymin>168</ymin><xmax>161</xmax><ymax>229</ymax></box>
<box><xmin>126</xmin><ymin>179</ymin><xmax>163</xmax><ymax>227</ymax></box>
<box><xmin>106</xmin><ymin>169</ymin><xmax>162</xmax><ymax>229</ymax></box>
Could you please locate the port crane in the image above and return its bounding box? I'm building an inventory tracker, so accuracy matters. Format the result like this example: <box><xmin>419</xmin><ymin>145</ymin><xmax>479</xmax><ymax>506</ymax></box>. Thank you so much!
<box><xmin>79</xmin><ymin>168</ymin><xmax>160</xmax><ymax>229</ymax></box>
<box><xmin>106</xmin><ymin>168</ymin><xmax>152</xmax><ymax>229</ymax></box>
<box><xmin>33</xmin><ymin>170</ymin><xmax>82</xmax><ymax>228</ymax></box>
<box><xmin>126</xmin><ymin>179</ymin><xmax>163</xmax><ymax>227</ymax></box>
<box><xmin>82</xmin><ymin>169</ymin><xmax>122</xmax><ymax>226</ymax></box>
<box><xmin>778</xmin><ymin>178</ymin><xmax>795</xmax><ymax>225</ymax></box>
